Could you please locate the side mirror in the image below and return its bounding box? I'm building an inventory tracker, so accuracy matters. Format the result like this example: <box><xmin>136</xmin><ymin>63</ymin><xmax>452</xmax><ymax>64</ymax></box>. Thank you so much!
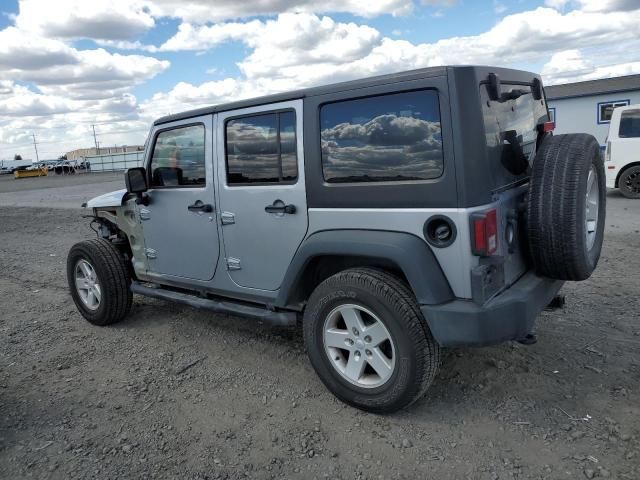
<box><xmin>125</xmin><ymin>167</ymin><xmax>148</xmax><ymax>194</ymax></box>
<box><xmin>124</xmin><ymin>167</ymin><xmax>149</xmax><ymax>205</ymax></box>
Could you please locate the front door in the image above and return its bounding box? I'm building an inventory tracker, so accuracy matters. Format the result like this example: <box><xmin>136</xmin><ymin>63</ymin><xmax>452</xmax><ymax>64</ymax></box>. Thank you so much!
<box><xmin>141</xmin><ymin>116</ymin><xmax>219</xmax><ymax>281</ymax></box>
<box><xmin>216</xmin><ymin>100</ymin><xmax>307</xmax><ymax>291</ymax></box>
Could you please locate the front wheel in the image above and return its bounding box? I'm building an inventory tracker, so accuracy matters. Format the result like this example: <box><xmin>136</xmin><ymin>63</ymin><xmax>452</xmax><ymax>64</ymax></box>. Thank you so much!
<box><xmin>303</xmin><ymin>268</ymin><xmax>440</xmax><ymax>413</ymax></box>
<box><xmin>67</xmin><ymin>239</ymin><xmax>132</xmax><ymax>326</ymax></box>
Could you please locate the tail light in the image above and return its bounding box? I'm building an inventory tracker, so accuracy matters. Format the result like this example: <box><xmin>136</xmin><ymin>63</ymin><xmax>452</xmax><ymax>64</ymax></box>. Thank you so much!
<box><xmin>606</xmin><ymin>141</ymin><xmax>611</xmax><ymax>163</ymax></box>
<box><xmin>471</xmin><ymin>209</ymin><xmax>498</xmax><ymax>256</ymax></box>
<box><xmin>537</xmin><ymin>121</ymin><xmax>555</xmax><ymax>134</ymax></box>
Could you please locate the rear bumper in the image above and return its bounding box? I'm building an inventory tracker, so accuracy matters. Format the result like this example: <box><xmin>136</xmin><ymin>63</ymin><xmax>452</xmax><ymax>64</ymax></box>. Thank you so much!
<box><xmin>421</xmin><ymin>273</ymin><xmax>564</xmax><ymax>347</ymax></box>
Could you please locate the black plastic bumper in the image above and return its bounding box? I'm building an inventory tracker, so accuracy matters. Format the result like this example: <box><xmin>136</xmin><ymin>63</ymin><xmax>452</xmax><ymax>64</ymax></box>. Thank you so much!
<box><xmin>421</xmin><ymin>273</ymin><xmax>564</xmax><ymax>347</ymax></box>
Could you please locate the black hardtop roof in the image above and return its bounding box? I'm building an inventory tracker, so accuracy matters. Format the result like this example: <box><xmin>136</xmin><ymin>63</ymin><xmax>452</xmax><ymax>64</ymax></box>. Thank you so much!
<box><xmin>153</xmin><ymin>65</ymin><xmax>538</xmax><ymax>126</ymax></box>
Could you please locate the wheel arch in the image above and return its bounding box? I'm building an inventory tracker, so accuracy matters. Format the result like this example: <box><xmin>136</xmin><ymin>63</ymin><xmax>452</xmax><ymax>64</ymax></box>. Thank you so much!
<box><xmin>93</xmin><ymin>203</ymin><xmax>147</xmax><ymax>278</ymax></box>
<box><xmin>615</xmin><ymin>161</ymin><xmax>640</xmax><ymax>188</ymax></box>
<box><xmin>275</xmin><ymin>230</ymin><xmax>454</xmax><ymax>310</ymax></box>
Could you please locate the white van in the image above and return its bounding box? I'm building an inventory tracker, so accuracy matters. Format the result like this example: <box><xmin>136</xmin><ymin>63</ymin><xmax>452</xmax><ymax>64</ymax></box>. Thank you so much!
<box><xmin>605</xmin><ymin>104</ymin><xmax>640</xmax><ymax>198</ymax></box>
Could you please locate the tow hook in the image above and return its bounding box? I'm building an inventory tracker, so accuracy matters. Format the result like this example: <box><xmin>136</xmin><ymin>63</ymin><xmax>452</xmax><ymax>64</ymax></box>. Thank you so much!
<box><xmin>545</xmin><ymin>295</ymin><xmax>566</xmax><ymax>311</ymax></box>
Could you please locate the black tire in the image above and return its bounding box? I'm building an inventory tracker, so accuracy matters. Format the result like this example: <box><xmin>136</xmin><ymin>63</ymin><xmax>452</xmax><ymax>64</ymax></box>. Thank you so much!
<box><xmin>303</xmin><ymin>268</ymin><xmax>440</xmax><ymax>413</ymax></box>
<box><xmin>67</xmin><ymin>239</ymin><xmax>132</xmax><ymax>326</ymax></box>
<box><xmin>618</xmin><ymin>165</ymin><xmax>640</xmax><ymax>199</ymax></box>
<box><xmin>527</xmin><ymin>134</ymin><xmax>606</xmax><ymax>281</ymax></box>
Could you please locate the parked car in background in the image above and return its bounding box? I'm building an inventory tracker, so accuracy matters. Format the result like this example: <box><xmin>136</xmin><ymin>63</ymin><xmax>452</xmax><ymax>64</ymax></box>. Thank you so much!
<box><xmin>27</xmin><ymin>161</ymin><xmax>56</xmax><ymax>171</ymax></box>
<box><xmin>54</xmin><ymin>160</ymin><xmax>76</xmax><ymax>175</ymax></box>
<box><xmin>10</xmin><ymin>164</ymin><xmax>31</xmax><ymax>173</ymax></box>
<box><xmin>43</xmin><ymin>160</ymin><xmax>61</xmax><ymax>171</ymax></box>
<box><xmin>606</xmin><ymin>104</ymin><xmax>640</xmax><ymax>198</ymax></box>
<box><xmin>77</xmin><ymin>160</ymin><xmax>91</xmax><ymax>170</ymax></box>
<box><xmin>0</xmin><ymin>166</ymin><xmax>11</xmax><ymax>175</ymax></box>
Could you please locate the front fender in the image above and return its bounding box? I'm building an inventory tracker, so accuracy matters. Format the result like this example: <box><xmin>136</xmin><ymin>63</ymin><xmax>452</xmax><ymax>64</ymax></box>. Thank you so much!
<box><xmin>275</xmin><ymin>229</ymin><xmax>454</xmax><ymax>308</ymax></box>
<box><xmin>85</xmin><ymin>189</ymin><xmax>127</xmax><ymax>209</ymax></box>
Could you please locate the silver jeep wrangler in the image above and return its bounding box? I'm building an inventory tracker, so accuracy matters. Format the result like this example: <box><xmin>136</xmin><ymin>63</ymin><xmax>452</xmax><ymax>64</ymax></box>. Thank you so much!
<box><xmin>68</xmin><ymin>66</ymin><xmax>605</xmax><ymax>413</ymax></box>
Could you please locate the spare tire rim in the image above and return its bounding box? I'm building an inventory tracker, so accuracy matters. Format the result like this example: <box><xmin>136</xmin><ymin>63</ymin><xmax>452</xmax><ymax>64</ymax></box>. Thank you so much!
<box><xmin>75</xmin><ymin>259</ymin><xmax>102</xmax><ymax>310</ymax></box>
<box><xmin>585</xmin><ymin>166</ymin><xmax>599</xmax><ymax>251</ymax></box>
<box><xmin>323</xmin><ymin>304</ymin><xmax>396</xmax><ymax>389</ymax></box>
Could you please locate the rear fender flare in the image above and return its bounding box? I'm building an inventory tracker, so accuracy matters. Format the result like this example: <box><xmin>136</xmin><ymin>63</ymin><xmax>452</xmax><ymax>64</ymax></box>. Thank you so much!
<box><xmin>275</xmin><ymin>230</ymin><xmax>454</xmax><ymax>308</ymax></box>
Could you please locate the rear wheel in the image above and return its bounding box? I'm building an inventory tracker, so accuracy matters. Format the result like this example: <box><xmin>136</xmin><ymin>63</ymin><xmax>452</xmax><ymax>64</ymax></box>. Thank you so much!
<box><xmin>303</xmin><ymin>268</ymin><xmax>440</xmax><ymax>413</ymax></box>
<box><xmin>67</xmin><ymin>239</ymin><xmax>132</xmax><ymax>326</ymax></box>
<box><xmin>618</xmin><ymin>165</ymin><xmax>640</xmax><ymax>199</ymax></box>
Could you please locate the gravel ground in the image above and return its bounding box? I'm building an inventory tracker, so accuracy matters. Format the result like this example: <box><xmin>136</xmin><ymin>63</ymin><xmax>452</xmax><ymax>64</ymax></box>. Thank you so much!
<box><xmin>0</xmin><ymin>173</ymin><xmax>123</xmax><ymax>209</ymax></box>
<box><xmin>0</xmin><ymin>174</ymin><xmax>639</xmax><ymax>479</ymax></box>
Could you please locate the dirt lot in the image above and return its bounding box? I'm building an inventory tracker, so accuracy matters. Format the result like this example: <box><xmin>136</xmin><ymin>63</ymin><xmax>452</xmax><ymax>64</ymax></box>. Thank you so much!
<box><xmin>0</xmin><ymin>172</ymin><xmax>122</xmax><ymax>209</ymax></box>
<box><xmin>0</xmin><ymin>174</ymin><xmax>639</xmax><ymax>480</ymax></box>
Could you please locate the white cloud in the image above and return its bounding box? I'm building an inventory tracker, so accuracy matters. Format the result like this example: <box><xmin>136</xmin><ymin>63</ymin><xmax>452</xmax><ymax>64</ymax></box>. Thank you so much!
<box><xmin>158</xmin><ymin>8</ymin><xmax>640</xmax><ymax>81</ymax></box>
<box><xmin>544</xmin><ymin>0</ymin><xmax>570</xmax><ymax>9</ymax></box>
<box><xmin>0</xmin><ymin>3</ymin><xmax>169</xmax><ymax>159</ymax></box>
<box><xmin>12</xmin><ymin>0</ymin><xmax>415</xmax><ymax>40</ymax></box>
<box><xmin>0</xmin><ymin>81</ymin><xmax>74</xmax><ymax>117</ymax></box>
<box><xmin>0</xmin><ymin>27</ymin><xmax>169</xmax><ymax>100</ymax></box>
<box><xmin>0</xmin><ymin>80</ymin><xmax>150</xmax><ymax>160</ymax></box>
<box><xmin>146</xmin><ymin>0</ymin><xmax>413</xmax><ymax>23</ymax></box>
<box><xmin>27</xmin><ymin>49</ymin><xmax>169</xmax><ymax>89</ymax></box>
<box><xmin>0</xmin><ymin>27</ymin><xmax>77</xmax><ymax>70</ymax></box>
<box><xmin>158</xmin><ymin>20</ymin><xmax>265</xmax><ymax>52</ymax></box>
<box><xmin>142</xmin><ymin>5</ymin><xmax>640</xmax><ymax>129</ymax></box>
<box><xmin>577</xmin><ymin>0</ymin><xmax>640</xmax><ymax>12</ymax></box>
<box><xmin>139</xmin><ymin>79</ymin><xmax>248</xmax><ymax>120</ymax></box>
<box><xmin>543</xmin><ymin>49</ymin><xmax>640</xmax><ymax>84</ymax></box>
<box><xmin>3</xmin><ymin>0</ymin><xmax>640</xmax><ymax>159</ymax></box>
<box><xmin>15</xmin><ymin>0</ymin><xmax>155</xmax><ymax>40</ymax></box>
<box><xmin>420</xmin><ymin>0</ymin><xmax>457</xmax><ymax>5</ymax></box>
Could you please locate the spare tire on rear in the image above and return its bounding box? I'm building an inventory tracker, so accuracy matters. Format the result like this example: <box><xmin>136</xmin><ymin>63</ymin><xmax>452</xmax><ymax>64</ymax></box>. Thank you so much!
<box><xmin>527</xmin><ymin>133</ymin><xmax>605</xmax><ymax>281</ymax></box>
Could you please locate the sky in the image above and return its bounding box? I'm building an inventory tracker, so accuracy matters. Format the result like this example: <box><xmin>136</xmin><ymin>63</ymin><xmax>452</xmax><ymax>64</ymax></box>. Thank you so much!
<box><xmin>1</xmin><ymin>0</ymin><xmax>639</xmax><ymax>160</ymax></box>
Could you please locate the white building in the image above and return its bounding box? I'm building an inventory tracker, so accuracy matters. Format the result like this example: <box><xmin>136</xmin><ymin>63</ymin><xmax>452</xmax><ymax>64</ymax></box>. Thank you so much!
<box><xmin>546</xmin><ymin>74</ymin><xmax>640</xmax><ymax>147</ymax></box>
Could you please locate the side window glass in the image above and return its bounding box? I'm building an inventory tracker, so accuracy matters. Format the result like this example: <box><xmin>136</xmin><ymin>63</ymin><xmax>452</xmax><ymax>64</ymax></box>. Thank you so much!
<box><xmin>149</xmin><ymin>125</ymin><xmax>206</xmax><ymax>187</ymax></box>
<box><xmin>619</xmin><ymin>110</ymin><xmax>640</xmax><ymax>138</ymax></box>
<box><xmin>320</xmin><ymin>90</ymin><xmax>444</xmax><ymax>183</ymax></box>
<box><xmin>280</xmin><ymin>111</ymin><xmax>297</xmax><ymax>181</ymax></box>
<box><xmin>226</xmin><ymin>111</ymin><xmax>298</xmax><ymax>185</ymax></box>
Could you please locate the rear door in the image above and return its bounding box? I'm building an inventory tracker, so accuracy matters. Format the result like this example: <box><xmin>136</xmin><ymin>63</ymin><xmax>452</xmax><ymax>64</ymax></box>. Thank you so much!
<box><xmin>215</xmin><ymin>100</ymin><xmax>307</xmax><ymax>291</ymax></box>
<box><xmin>141</xmin><ymin>115</ymin><xmax>220</xmax><ymax>281</ymax></box>
<box><xmin>480</xmin><ymin>81</ymin><xmax>549</xmax><ymax>288</ymax></box>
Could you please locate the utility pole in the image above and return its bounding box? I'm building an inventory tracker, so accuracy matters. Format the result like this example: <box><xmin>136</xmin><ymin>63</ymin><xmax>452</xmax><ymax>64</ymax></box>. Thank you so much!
<box><xmin>91</xmin><ymin>124</ymin><xmax>99</xmax><ymax>153</ymax></box>
<box><xmin>31</xmin><ymin>133</ymin><xmax>39</xmax><ymax>162</ymax></box>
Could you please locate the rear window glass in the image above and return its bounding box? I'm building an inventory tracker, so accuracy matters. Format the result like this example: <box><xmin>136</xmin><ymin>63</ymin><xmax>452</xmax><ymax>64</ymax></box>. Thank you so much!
<box><xmin>481</xmin><ymin>83</ymin><xmax>548</xmax><ymax>186</ymax></box>
<box><xmin>619</xmin><ymin>110</ymin><xmax>640</xmax><ymax>138</ymax></box>
<box><xmin>320</xmin><ymin>90</ymin><xmax>444</xmax><ymax>183</ymax></box>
